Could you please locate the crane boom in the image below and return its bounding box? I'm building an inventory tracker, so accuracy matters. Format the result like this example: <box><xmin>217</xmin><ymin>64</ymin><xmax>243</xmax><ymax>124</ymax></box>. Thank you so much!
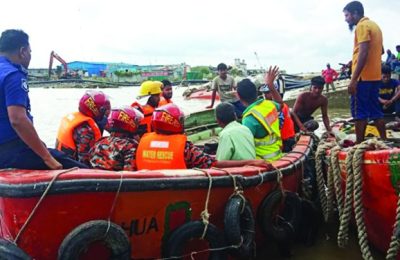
<box><xmin>48</xmin><ymin>51</ymin><xmax>69</xmax><ymax>78</ymax></box>
<box><xmin>254</xmin><ymin>51</ymin><xmax>264</xmax><ymax>71</ymax></box>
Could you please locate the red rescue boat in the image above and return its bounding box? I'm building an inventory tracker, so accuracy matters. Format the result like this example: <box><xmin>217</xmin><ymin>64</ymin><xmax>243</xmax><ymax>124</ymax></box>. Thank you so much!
<box><xmin>0</xmin><ymin>135</ymin><xmax>314</xmax><ymax>260</ymax></box>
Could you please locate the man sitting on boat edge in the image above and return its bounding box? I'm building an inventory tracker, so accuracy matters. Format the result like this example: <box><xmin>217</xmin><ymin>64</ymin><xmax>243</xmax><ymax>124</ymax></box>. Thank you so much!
<box><xmin>136</xmin><ymin>104</ymin><xmax>270</xmax><ymax>170</ymax></box>
<box><xmin>379</xmin><ymin>64</ymin><xmax>400</xmax><ymax>116</ymax></box>
<box><xmin>293</xmin><ymin>76</ymin><xmax>332</xmax><ymax>133</ymax></box>
<box><xmin>0</xmin><ymin>29</ymin><xmax>86</xmax><ymax>170</ymax></box>
<box><xmin>215</xmin><ymin>102</ymin><xmax>256</xmax><ymax>160</ymax></box>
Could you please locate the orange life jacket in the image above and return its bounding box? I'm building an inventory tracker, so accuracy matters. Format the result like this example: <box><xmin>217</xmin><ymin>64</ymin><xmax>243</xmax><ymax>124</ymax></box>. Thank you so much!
<box><xmin>141</xmin><ymin>104</ymin><xmax>155</xmax><ymax>133</ymax></box>
<box><xmin>158</xmin><ymin>96</ymin><xmax>172</xmax><ymax>107</ymax></box>
<box><xmin>131</xmin><ymin>102</ymin><xmax>155</xmax><ymax>133</ymax></box>
<box><xmin>136</xmin><ymin>132</ymin><xmax>187</xmax><ymax>170</ymax></box>
<box><xmin>281</xmin><ymin>103</ymin><xmax>295</xmax><ymax>140</ymax></box>
<box><xmin>56</xmin><ymin>112</ymin><xmax>101</xmax><ymax>158</ymax></box>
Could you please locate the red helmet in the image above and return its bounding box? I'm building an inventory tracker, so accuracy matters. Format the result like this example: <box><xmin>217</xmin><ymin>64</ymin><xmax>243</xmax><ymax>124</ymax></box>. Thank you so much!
<box><xmin>105</xmin><ymin>107</ymin><xmax>143</xmax><ymax>133</ymax></box>
<box><xmin>152</xmin><ymin>104</ymin><xmax>184</xmax><ymax>134</ymax></box>
<box><xmin>79</xmin><ymin>90</ymin><xmax>111</xmax><ymax>120</ymax></box>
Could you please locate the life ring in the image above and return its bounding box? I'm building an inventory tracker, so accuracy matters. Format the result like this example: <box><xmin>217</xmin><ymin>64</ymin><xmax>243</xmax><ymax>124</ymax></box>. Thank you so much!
<box><xmin>0</xmin><ymin>238</ymin><xmax>31</xmax><ymax>260</ymax></box>
<box><xmin>223</xmin><ymin>195</ymin><xmax>255</xmax><ymax>258</ymax></box>
<box><xmin>58</xmin><ymin>220</ymin><xmax>130</xmax><ymax>260</ymax></box>
<box><xmin>257</xmin><ymin>190</ymin><xmax>302</xmax><ymax>242</ymax></box>
<box><xmin>164</xmin><ymin>221</ymin><xmax>227</xmax><ymax>260</ymax></box>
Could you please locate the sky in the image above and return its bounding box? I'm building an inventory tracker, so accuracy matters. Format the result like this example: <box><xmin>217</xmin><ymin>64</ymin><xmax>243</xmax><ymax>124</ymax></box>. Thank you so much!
<box><xmin>1</xmin><ymin>0</ymin><xmax>398</xmax><ymax>74</ymax></box>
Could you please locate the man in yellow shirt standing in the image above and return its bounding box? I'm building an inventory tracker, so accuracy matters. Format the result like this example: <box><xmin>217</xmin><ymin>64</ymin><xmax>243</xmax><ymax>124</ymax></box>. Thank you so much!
<box><xmin>343</xmin><ymin>1</ymin><xmax>385</xmax><ymax>143</ymax></box>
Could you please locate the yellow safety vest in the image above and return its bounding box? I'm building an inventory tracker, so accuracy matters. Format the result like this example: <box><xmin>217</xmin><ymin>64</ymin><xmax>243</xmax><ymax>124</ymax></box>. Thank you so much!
<box><xmin>243</xmin><ymin>100</ymin><xmax>282</xmax><ymax>161</ymax></box>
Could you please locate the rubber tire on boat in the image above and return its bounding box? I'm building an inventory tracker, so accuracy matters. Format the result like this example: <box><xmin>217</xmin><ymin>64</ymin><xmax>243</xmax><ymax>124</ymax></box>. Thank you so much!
<box><xmin>0</xmin><ymin>238</ymin><xmax>31</xmax><ymax>260</ymax></box>
<box><xmin>258</xmin><ymin>190</ymin><xmax>302</xmax><ymax>242</ymax></box>
<box><xmin>223</xmin><ymin>195</ymin><xmax>255</xmax><ymax>258</ymax></box>
<box><xmin>164</xmin><ymin>221</ymin><xmax>227</xmax><ymax>260</ymax></box>
<box><xmin>58</xmin><ymin>220</ymin><xmax>130</xmax><ymax>260</ymax></box>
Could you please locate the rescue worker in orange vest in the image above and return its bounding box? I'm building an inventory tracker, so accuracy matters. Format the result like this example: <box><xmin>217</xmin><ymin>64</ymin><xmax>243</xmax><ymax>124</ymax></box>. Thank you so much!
<box><xmin>158</xmin><ymin>79</ymin><xmax>173</xmax><ymax>107</ymax></box>
<box><xmin>260</xmin><ymin>83</ymin><xmax>298</xmax><ymax>152</ymax></box>
<box><xmin>131</xmin><ymin>81</ymin><xmax>162</xmax><ymax>135</ymax></box>
<box><xmin>56</xmin><ymin>90</ymin><xmax>111</xmax><ymax>166</ymax></box>
<box><xmin>90</xmin><ymin>107</ymin><xmax>143</xmax><ymax>171</ymax></box>
<box><xmin>136</xmin><ymin>103</ymin><xmax>271</xmax><ymax>170</ymax></box>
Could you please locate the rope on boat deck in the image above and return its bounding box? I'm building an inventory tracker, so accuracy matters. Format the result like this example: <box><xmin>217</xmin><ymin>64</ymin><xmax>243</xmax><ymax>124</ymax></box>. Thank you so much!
<box><xmin>14</xmin><ymin>167</ymin><xmax>79</xmax><ymax>244</ymax></box>
<box><xmin>211</xmin><ymin>167</ymin><xmax>246</xmax><ymax>213</ymax></box>
<box><xmin>156</xmin><ymin>241</ymin><xmax>242</xmax><ymax>260</ymax></box>
<box><xmin>315</xmin><ymin>140</ymin><xmax>337</xmax><ymax>222</ymax></box>
<box><xmin>326</xmin><ymin>152</ymin><xmax>335</xmax><ymax>223</ymax></box>
<box><xmin>386</xmin><ymin>191</ymin><xmax>400</xmax><ymax>259</ymax></box>
<box><xmin>337</xmin><ymin>145</ymin><xmax>357</xmax><ymax>248</ymax></box>
<box><xmin>330</xmin><ymin>145</ymin><xmax>344</xmax><ymax>218</ymax></box>
<box><xmin>244</xmin><ymin>165</ymin><xmax>264</xmax><ymax>186</ymax></box>
<box><xmin>193</xmin><ymin>168</ymin><xmax>213</xmax><ymax>240</ymax></box>
<box><xmin>352</xmin><ymin>139</ymin><xmax>389</xmax><ymax>260</ymax></box>
<box><xmin>104</xmin><ymin>170</ymin><xmax>124</xmax><ymax>238</ymax></box>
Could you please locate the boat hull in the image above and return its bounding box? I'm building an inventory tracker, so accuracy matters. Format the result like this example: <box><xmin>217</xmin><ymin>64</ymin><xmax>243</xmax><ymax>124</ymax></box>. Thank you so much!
<box><xmin>0</xmin><ymin>136</ymin><xmax>313</xmax><ymax>259</ymax></box>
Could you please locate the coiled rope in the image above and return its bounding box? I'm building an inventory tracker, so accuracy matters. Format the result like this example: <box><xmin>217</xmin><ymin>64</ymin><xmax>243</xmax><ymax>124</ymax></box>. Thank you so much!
<box><xmin>337</xmin><ymin>145</ymin><xmax>357</xmax><ymax>248</ymax></box>
<box><xmin>386</xmin><ymin>192</ymin><xmax>400</xmax><ymax>259</ymax></box>
<box><xmin>193</xmin><ymin>168</ymin><xmax>213</xmax><ymax>240</ymax></box>
<box><xmin>315</xmin><ymin>140</ymin><xmax>337</xmax><ymax>222</ymax></box>
<box><xmin>352</xmin><ymin>139</ymin><xmax>389</xmax><ymax>260</ymax></box>
<box><xmin>330</xmin><ymin>145</ymin><xmax>344</xmax><ymax>218</ymax></box>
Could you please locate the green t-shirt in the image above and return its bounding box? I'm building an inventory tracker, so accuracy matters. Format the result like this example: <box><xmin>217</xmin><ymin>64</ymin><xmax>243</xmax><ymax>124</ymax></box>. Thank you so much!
<box><xmin>216</xmin><ymin>121</ymin><xmax>256</xmax><ymax>160</ymax></box>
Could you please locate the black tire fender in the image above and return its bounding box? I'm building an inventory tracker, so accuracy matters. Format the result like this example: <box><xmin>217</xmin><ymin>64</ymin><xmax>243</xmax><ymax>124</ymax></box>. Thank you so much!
<box><xmin>258</xmin><ymin>190</ymin><xmax>302</xmax><ymax>242</ymax></box>
<box><xmin>223</xmin><ymin>195</ymin><xmax>255</xmax><ymax>258</ymax></box>
<box><xmin>164</xmin><ymin>221</ymin><xmax>227</xmax><ymax>260</ymax></box>
<box><xmin>58</xmin><ymin>220</ymin><xmax>130</xmax><ymax>260</ymax></box>
<box><xmin>0</xmin><ymin>238</ymin><xmax>31</xmax><ymax>260</ymax></box>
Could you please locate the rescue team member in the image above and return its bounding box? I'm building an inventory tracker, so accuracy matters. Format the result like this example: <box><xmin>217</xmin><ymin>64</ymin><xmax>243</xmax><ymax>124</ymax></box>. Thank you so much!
<box><xmin>158</xmin><ymin>79</ymin><xmax>173</xmax><ymax>106</ymax></box>
<box><xmin>131</xmin><ymin>81</ymin><xmax>162</xmax><ymax>134</ymax></box>
<box><xmin>136</xmin><ymin>104</ymin><xmax>271</xmax><ymax>170</ymax></box>
<box><xmin>90</xmin><ymin>107</ymin><xmax>143</xmax><ymax>171</ymax></box>
<box><xmin>260</xmin><ymin>84</ymin><xmax>297</xmax><ymax>152</ymax></box>
<box><xmin>0</xmin><ymin>29</ymin><xmax>85</xmax><ymax>169</ymax></box>
<box><xmin>56</xmin><ymin>90</ymin><xmax>111</xmax><ymax>166</ymax></box>
<box><xmin>238</xmin><ymin>66</ymin><xmax>283</xmax><ymax>162</ymax></box>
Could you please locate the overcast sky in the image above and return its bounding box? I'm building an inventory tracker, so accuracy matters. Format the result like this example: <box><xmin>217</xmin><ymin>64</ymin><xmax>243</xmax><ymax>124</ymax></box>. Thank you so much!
<box><xmin>1</xmin><ymin>0</ymin><xmax>398</xmax><ymax>73</ymax></box>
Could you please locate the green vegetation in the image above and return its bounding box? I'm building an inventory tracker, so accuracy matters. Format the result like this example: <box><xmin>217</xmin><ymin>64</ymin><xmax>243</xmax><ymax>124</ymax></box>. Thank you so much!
<box><xmin>114</xmin><ymin>70</ymin><xmax>141</xmax><ymax>77</ymax></box>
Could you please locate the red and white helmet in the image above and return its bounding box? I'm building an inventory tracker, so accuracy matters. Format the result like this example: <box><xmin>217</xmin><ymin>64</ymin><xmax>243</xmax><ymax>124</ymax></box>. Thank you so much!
<box><xmin>152</xmin><ymin>104</ymin><xmax>184</xmax><ymax>134</ymax></box>
<box><xmin>105</xmin><ymin>107</ymin><xmax>143</xmax><ymax>133</ymax></box>
<box><xmin>79</xmin><ymin>90</ymin><xmax>111</xmax><ymax>120</ymax></box>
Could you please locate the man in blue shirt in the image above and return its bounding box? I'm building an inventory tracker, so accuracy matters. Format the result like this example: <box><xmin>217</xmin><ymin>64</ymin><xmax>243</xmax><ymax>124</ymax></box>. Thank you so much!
<box><xmin>0</xmin><ymin>29</ymin><xmax>86</xmax><ymax>169</ymax></box>
<box><xmin>379</xmin><ymin>65</ymin><xmax>400</xmax><ymax>115</ymax></box>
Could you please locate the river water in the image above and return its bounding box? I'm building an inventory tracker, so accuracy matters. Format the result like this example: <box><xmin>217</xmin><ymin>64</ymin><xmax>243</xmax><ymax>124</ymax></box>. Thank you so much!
<box><xmin>29</xmin><ymin>85</ymin><xmax>386</xmax><ymax>259</ymax></box>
